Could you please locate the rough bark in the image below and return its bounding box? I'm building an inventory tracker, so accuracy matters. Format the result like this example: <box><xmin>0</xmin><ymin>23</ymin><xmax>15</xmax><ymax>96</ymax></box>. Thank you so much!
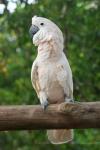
<box><xmin>0</xmin><ymin>102</ymin><xmax>100</xmax><ymax>131</ymax></box>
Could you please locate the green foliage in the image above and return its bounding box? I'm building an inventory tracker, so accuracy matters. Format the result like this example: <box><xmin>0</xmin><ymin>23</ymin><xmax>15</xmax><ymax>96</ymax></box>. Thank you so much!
<box><xmin>0</xmin><ymin>0</ymin><xmax>100</xmax><ymax>149</ymax></box>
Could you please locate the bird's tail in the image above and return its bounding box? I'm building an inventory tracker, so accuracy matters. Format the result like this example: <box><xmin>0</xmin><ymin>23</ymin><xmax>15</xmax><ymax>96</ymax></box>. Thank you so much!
<box><xmin>47</xmin><ymin>129</ymin><xmax>73</xmax><ymax>144</ymax></box>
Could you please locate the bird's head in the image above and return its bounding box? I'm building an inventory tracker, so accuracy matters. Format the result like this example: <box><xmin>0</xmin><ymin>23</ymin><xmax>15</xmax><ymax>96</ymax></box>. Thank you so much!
<box><xmin>29</xmin><ymin>16</ymin><xmax>64</xmax><ymax>50</ymax></box>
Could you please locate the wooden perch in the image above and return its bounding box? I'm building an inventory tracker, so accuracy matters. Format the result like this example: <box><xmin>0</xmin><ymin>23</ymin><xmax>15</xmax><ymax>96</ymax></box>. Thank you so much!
<box><xmin>0</xmin><ymin>102</ymin><xmax>100</xmax><ymax>131</ymax></box>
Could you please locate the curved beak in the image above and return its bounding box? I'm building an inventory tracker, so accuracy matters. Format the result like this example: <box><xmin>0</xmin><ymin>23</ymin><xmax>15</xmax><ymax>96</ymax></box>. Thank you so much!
<box><xmin>29</xmin><ymin>25</ymin><xmax>39</xmax><ymax>38</ymax></box>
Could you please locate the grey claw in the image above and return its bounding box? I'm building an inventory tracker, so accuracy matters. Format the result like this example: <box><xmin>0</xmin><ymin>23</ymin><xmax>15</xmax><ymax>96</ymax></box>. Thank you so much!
<box><xmin>41</xmin><ymin>100</ymin><xmax>49</xmax><ymax>110</ymax></box>
<box><xmin>70</xmin><ymin>99</ymin><xmax>74</xmax><ymax>103</ymax></box>
<box><xmin>65</xmin><ymin>98</ymin><xmax>74</xmax><ymax>103</ymax></box>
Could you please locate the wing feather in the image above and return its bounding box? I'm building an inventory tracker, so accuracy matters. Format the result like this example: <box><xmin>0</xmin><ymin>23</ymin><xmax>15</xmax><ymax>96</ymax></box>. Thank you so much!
<box><xmin>56</xmin><ymin>58</ymin><xmax>73</xmax><ymax>99</ymax></box>
<box><xmin>31</xmin><ymin>61</ymin><xmax>41</xmax><ymax>97</ymax></box>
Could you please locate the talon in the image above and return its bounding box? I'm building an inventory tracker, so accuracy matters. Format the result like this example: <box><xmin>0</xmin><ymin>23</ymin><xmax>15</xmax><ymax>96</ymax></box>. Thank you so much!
<box><xmin>70</xmin><ymin>99</ymin><xmax>74</xmax><ymax>103</ymax></box>
<box><xmin>39</xmin><ymin>91</ymin><xmax>49</xmax><ymax>110</ymax></box>
<box><xmin>41</xmin><ymin>100</ymin><xmax>49</xmax><ymax>110</ymax></box>
<box><xmin>65</xmin><ymin>98</ymin><xmax>74</xmax><ymax>103</ymax></box>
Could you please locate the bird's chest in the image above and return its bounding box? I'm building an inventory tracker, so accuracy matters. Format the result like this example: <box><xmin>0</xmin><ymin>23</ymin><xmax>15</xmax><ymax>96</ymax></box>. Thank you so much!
<box><xmin>37</xmin><ymin>61</ymin><xmax>64</xmax><ymax>103</ymax></box>
<box><xmin>38</xmin><ymin>62</ymin><xmax>56</xmax><ymax>87</ymax></box>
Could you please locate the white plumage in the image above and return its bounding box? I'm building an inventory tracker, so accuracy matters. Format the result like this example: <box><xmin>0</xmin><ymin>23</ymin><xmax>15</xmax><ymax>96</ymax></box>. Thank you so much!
<box><xmin>30</xmin><ymin>16</ymin><xmax>74</xmax><ymax>144</ymax></box>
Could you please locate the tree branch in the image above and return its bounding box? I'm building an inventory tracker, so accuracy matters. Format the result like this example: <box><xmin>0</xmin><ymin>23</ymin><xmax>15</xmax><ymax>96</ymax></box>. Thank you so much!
<box><xmin>0</xmin><ymin>102</ymin><xmax>100</xmax><ymax>131</ymax></box>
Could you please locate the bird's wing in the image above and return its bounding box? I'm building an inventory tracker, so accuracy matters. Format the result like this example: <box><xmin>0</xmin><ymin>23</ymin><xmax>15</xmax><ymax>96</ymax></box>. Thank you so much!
<box><xmin>31</xmin><ymin>61</ymin><xmax>41</xmax><ymax>97</ymax></box>
<box><xmin>56</xmin><ymin>57</ymin><xmax>73</xmax><ymax>100</ymax></box>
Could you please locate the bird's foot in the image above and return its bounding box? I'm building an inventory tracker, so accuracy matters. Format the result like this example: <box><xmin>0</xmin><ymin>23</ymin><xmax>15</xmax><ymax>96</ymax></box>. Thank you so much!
<box><xmin>39</xmin><ymin>91</ymin><xmax>49</xmax><ymax>110</ymax></box>
<box><xmin>41</xmin><ymin>100</ymin><xmax>49</xmax><ymax>110</ymax></box>
<box><xmin>65</xmin><ymin>98</ymin><xmax>74</xmax><ymax>103</ymax></box>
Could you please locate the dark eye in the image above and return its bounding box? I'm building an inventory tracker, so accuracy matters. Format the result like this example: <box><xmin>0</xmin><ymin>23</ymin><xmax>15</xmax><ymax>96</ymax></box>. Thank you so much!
<box><xmin>40</xmin><ymin>23</ymin><xmax>44</xmax><ymax>26</ymax></box>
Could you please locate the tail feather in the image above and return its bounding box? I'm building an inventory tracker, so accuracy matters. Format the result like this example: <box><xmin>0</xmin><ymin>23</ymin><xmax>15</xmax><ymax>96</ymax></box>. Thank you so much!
<box><xmin>47</xmin><ymin>129</ymin><xmax>73</xmax><ymax>144</ymax></box>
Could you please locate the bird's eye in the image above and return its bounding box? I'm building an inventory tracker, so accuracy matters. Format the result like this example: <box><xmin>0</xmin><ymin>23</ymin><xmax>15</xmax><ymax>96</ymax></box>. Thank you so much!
<box><xmin>40</xmin><ymin>23</ymin><xmax>44</xmax><ymax>26</ymax></box>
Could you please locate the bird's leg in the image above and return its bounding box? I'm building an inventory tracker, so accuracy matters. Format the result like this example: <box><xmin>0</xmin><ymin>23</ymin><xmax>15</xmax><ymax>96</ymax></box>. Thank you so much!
<box><xmin>64</xmin><ymin>94</ymin><xmax>74</xmax><ymax>103</ymax></box>
<box><xmin>39</xmin><ymin>91</ymin><xmax>49</xmax><ymax>110</ymax></box>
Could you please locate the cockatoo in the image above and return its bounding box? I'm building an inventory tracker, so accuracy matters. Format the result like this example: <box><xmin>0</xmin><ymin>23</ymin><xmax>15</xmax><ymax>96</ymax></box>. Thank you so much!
<box><xmin>29</xmin><ymin>16</ymin><xmax>74</xmax><ymax>144</ymax></box>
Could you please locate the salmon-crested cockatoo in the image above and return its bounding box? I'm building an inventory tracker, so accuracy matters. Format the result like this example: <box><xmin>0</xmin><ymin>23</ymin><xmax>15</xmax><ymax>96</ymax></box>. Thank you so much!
<box><xmin>29</xmin><ymin>16</ymin><xmax>74</xmax><ymax>144</ymax></box>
